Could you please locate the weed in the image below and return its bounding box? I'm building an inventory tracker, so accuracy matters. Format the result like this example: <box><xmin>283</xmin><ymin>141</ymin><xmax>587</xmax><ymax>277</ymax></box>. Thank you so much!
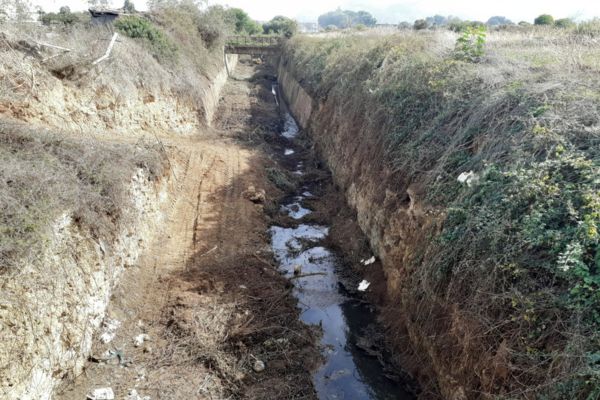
<box><xmin>454</xmin><ymin>25</ymin><xmax>486</xmax><ymax>62</ymax></box>
<box><xmin>114</xmin><ymin>15</ymin><xmax>176</xmax><ymax>60</ymax></box>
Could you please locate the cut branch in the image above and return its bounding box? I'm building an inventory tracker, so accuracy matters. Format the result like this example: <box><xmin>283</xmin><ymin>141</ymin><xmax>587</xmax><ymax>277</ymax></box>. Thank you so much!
<box><xmin>92</xmin><ymin>33</ymin><xmax>119</xmax><ymax>66</ymax></box>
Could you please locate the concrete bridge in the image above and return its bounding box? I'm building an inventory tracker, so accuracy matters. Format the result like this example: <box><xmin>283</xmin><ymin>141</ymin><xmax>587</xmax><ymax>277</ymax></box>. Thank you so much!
<box><xmin>225</xmin><ymin>35</ymin><xmax>283</xmax><ymax>56</ymax></box>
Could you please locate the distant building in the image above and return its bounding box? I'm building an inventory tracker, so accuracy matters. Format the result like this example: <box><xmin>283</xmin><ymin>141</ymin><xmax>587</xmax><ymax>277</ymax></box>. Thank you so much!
<box><xmin>89</xmin><ymin>8</ymin><xmax>122</xmax><ymax>25</ymax></box>
<box><xmin>299</xmin><ymin>22</ymin><xmax>319</xmax><ymax>33</ymax></box>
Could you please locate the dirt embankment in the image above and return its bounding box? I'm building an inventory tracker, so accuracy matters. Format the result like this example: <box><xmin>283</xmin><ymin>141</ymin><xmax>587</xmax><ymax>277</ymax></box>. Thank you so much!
<box><xmin>0</xmin><ymin>29</ymin><xmax>237</xmax><ymax>399</ymax></box>
<box><xmin>55</xmin><ymin>59</ymin><xmax>321</xmax><ymax>400</ymax></box>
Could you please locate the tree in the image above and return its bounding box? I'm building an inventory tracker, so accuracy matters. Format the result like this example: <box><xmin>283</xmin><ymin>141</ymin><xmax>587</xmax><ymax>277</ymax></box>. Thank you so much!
<box><xmin>534</xmin><ymin>14</ymin><xmax>554</xmax><ymax>25</ymax></box>
<box><xmin>555</xmin><ymin>18</ymin><xmax>575</xmax><ymax>28</ymax></box>
<box><xmin>123</xmin><ymin>0</ymin><xmax>135</xmax><ymax>12</ymax></box>
<box><xmin>317</xmin><ymin>8</ymin><xmax>375</xmax><ymax>29</ymax></box>
<box><xmin>487</xmin><ymin>16</ymin><xmax>513</xmax><ymax>26</ymax></box>
<box><xmin>0</xmin><ymin>0</ymin><xmax>33</xmax><ymax>21</ymax></box>
<box><xmin>413</xmin><ymin>19</ymin><xmax>429</xmax><ymax>30</ymax></box>
<box><xmin>40</xmin><ymin>5</ymin><xmax>78</xmax><ymax>25</ymax></box>
<box><xmin>225</xmin><ymin>7</ymin><xmax>262</xmax><ymax>35</ymax></box>
<box><xmin>263</xmin><ymin>15</ymin><xmax>297</xmax><ymax>38</ymax></box>
<box><xmin>318</xmin><ymin>9</ymin><xmax>351</xmax><ymax>29</ymax></box>
<box><xmin>426</xmin><ymin>14</ymin><xmax>448</xmax><ymax>27</ymax></box>
<box><xmin>355</xmin><ymin>10</ymin><xmax>376</xmax><ymax>26</ymax></box>
<box><xmin>88</xmin><ymin>0</ymin><xmax>109</xmax><ymax>8</ymax></box>
<box><xmin>398</xmin><ymin>21</ymin><xmax>411</xmax><ymax>30</ymax></box>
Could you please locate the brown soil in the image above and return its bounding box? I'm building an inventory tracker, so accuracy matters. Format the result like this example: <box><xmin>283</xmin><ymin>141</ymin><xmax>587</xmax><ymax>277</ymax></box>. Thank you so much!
<box><xmin>56</xmin><ymin>59</ymin><xmax>320</xmax><ymax>400</ymax></box>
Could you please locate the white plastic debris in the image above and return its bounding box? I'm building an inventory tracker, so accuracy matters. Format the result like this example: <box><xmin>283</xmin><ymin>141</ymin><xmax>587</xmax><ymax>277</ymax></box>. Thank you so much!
<box><xmin>357</xmin><ymin>280</ymin><xmax>371</xmax><ymax>291</ymax></box>
<box><xmin>133</xmin><ymin>333</ymin><xmax>150</xmax><ymax>347</ymax></box>
<box><xmin>284</xmin><ymin>149</ymin><xmax>295</xmax><ymax>155</ymax></box>
<box><xmin>361</xmin><ymin>256</ymin><xmax>375</xmax><ymax>266</ymax></box>
<box><xmin>86</xmin><ymin>387</ymin><xmax>114</xmax><ymax>400</ymax></box>
<box><xmin>99</xmin><ymin>319</ymin><xmax>120</xmax><ymax>344</ymax></box>
<box><xmin>457</xmin><ymin>171</ymin><xmax>479</xmax><ymax>187</ymax></box>
<box><xmin>253</xmin><ymin>360</ymin><xmax>266</xmax><ymax>372</ymax></box>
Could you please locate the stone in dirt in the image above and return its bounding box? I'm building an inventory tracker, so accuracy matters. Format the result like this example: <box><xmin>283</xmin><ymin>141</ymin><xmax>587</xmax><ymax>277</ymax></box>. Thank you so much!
<box><xmin>242</xmin><ymin>185</ymin><xmax>266</xmax><ymax>204</ymax></box>
<box><xmin>86</xmin><ymin>387</ymin><xmax>114</xmax><ymax>400</ymax></box>
<box><xmin>253</xmin><ymin>360</ymin><xmax>266</xmax><ymax>372</ymax></box>
<box><xmin>133</xmin><ymin>333</ymin><xmax>150</xmax><ymax>347</ymax></box>
<box><xmin>126</xmin><ymin>389</ymin><xmax>151</xmax><ymax>400</ymax></box>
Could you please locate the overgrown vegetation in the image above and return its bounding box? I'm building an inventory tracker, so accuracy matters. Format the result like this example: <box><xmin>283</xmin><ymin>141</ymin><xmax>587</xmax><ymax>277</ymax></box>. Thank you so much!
<box><xmin>0</xmin><ymin>121</ymin><xmax>165</xmax><ymax>273</ymax></box>
<box><xmin>39</xmin><ymin>6</ymin><xmax>80</xmax><ymax>26</ymax></box>
<box><xmin>284</xmin><ymin>30</ymin><xmax>600</xmax><ymax>398</ymax></box>
<box><xmin>114</xmin><ymin>15</ymin><xmax>176</xmax><ymax>59</ymax></box>
<box><xmin>225</xmin><ymin>7</ymin><xmax>262</xmax><ymax>35</ymax></box>
<box><xmin>263</xmin><ymin>16</ymin><xmax>298</xmax><ymax>38</ymax></box>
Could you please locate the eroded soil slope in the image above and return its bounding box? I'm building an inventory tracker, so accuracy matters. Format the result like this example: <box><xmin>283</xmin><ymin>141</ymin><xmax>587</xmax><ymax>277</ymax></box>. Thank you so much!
<box><xmin>57</xmin><ymin>59</ymin><xmax>320</xmax><ymax>400</ymax></box>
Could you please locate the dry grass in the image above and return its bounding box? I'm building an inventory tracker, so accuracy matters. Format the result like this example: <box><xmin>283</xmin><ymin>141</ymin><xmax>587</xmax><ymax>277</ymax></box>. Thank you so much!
<box><xmin>0</xmin><ymin>120</ymin><xmax>166</xmax><ymax>273</ymax></box>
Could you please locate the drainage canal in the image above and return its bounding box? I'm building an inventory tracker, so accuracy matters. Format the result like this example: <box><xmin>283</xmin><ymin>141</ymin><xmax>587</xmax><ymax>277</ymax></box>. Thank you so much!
<box><xmin>268</xmin><ymin>105</ymin><xmax>414</xmax><ymax>399</ymax></box>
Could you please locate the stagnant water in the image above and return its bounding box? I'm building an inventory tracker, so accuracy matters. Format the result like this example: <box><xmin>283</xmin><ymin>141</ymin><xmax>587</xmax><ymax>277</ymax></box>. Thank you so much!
<box><xmin>268</xmin><ymin>109</ymin><xmax>414</xmax><ymax>400</ymax></box>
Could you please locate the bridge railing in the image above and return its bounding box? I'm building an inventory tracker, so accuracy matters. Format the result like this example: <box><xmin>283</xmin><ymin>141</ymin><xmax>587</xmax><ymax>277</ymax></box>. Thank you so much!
<box><xmin>225</xmin><ymin>35</ymin><xmax>283</xmax><ymax>48</ymax></box>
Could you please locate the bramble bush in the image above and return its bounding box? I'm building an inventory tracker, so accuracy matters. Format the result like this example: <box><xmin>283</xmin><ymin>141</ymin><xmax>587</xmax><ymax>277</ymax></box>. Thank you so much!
<box><xmin>114</xmin><ymin>15</ymin><xmax>176</xmax><ymax>59</ymax></box>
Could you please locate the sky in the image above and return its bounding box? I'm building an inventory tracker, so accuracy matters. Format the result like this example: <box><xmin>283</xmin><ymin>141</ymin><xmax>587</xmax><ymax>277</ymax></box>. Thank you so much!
<box><xmin>27</xmin><ymin>0</ymin><xmax>600</xmax><ymax>24</ymax></box>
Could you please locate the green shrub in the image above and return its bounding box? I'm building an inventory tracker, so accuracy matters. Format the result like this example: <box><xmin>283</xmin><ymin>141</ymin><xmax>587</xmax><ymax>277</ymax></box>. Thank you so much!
<box><xmin>40</xmin><ymin>6</ymin><xmax>80</xmax><ymax>25</ymax></box>
<box><xmin>454</xmin><ymin>25</ymin><xmax>486</xmax><ymax>61</ymax></box>
<box><xmin>534</xmin><ymin>14</ymin><xmax>555</xmax><ymax>25</ymax></box>
<box><xmin>555</xmin><ymin>18</ymin><xmax>575</xmax><ymax>28</ymax></box>
<box><xmin>114</xmin><ymin>15</ymin><xmax>176</xmax><ymax>59</ymax></box>
<box><xmin>413</xmin><ymin>19</ymin><xmax>428</xmax><ymax>30</ymax></box>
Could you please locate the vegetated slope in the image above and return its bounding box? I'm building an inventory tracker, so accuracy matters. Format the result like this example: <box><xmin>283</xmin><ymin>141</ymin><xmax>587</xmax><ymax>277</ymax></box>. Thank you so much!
<box><xmin>282</xmin><ymin>28</ymin><xmax>600</xmax><ymax>399</ymax></box>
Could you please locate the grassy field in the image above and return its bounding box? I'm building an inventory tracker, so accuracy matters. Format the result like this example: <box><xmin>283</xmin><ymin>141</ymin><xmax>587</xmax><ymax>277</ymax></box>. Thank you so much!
<box><xmin>284</xmin><ymin>26</ymin><xmax>600</xmax><ymax>398</ymax></box>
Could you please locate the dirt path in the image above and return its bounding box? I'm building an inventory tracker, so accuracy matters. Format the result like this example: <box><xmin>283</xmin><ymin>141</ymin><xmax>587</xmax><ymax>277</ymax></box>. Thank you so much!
<box><xmin>57</xmin><ymin>60</ymin><xmax>319</xmax><ymax>400</ymax></box>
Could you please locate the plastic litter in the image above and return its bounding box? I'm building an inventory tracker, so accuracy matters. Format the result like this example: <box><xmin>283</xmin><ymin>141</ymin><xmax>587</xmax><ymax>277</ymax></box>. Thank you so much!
<box><xmin>357</xmin><ymin>280</ymin><xmax>371</xmax><ymax>291</ymax></box>
<box><xmin>361</xmin><ymin>256</ymin><xmax>375</xmax><ymax>266</ymax></box>
<box><xmin>457</xmin><ymin>171</ymin><xmax>479</xmax><ymax>187</ymax></box>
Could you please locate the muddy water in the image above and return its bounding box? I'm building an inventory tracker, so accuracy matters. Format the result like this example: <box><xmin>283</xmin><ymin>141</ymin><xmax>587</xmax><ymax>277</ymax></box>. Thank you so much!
<box><xmin>269</xmin><ymin>111</ymin><xmax>414</xmax><ymax>400</ymax></box>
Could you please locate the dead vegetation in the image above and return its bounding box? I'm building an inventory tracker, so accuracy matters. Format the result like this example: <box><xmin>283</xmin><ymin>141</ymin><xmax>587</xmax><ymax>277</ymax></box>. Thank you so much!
<box><xmin>0</xmin><ymin>120</ymin><xmax>166</xmax><ymax>273</ymax></box>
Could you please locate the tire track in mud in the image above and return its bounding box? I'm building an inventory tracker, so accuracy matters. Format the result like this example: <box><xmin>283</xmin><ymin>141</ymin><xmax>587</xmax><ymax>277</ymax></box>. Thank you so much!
<box><xmin>57</xmin><ymin>59</ymin><xmax>320</xmax><ymax>400</ymax></box>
